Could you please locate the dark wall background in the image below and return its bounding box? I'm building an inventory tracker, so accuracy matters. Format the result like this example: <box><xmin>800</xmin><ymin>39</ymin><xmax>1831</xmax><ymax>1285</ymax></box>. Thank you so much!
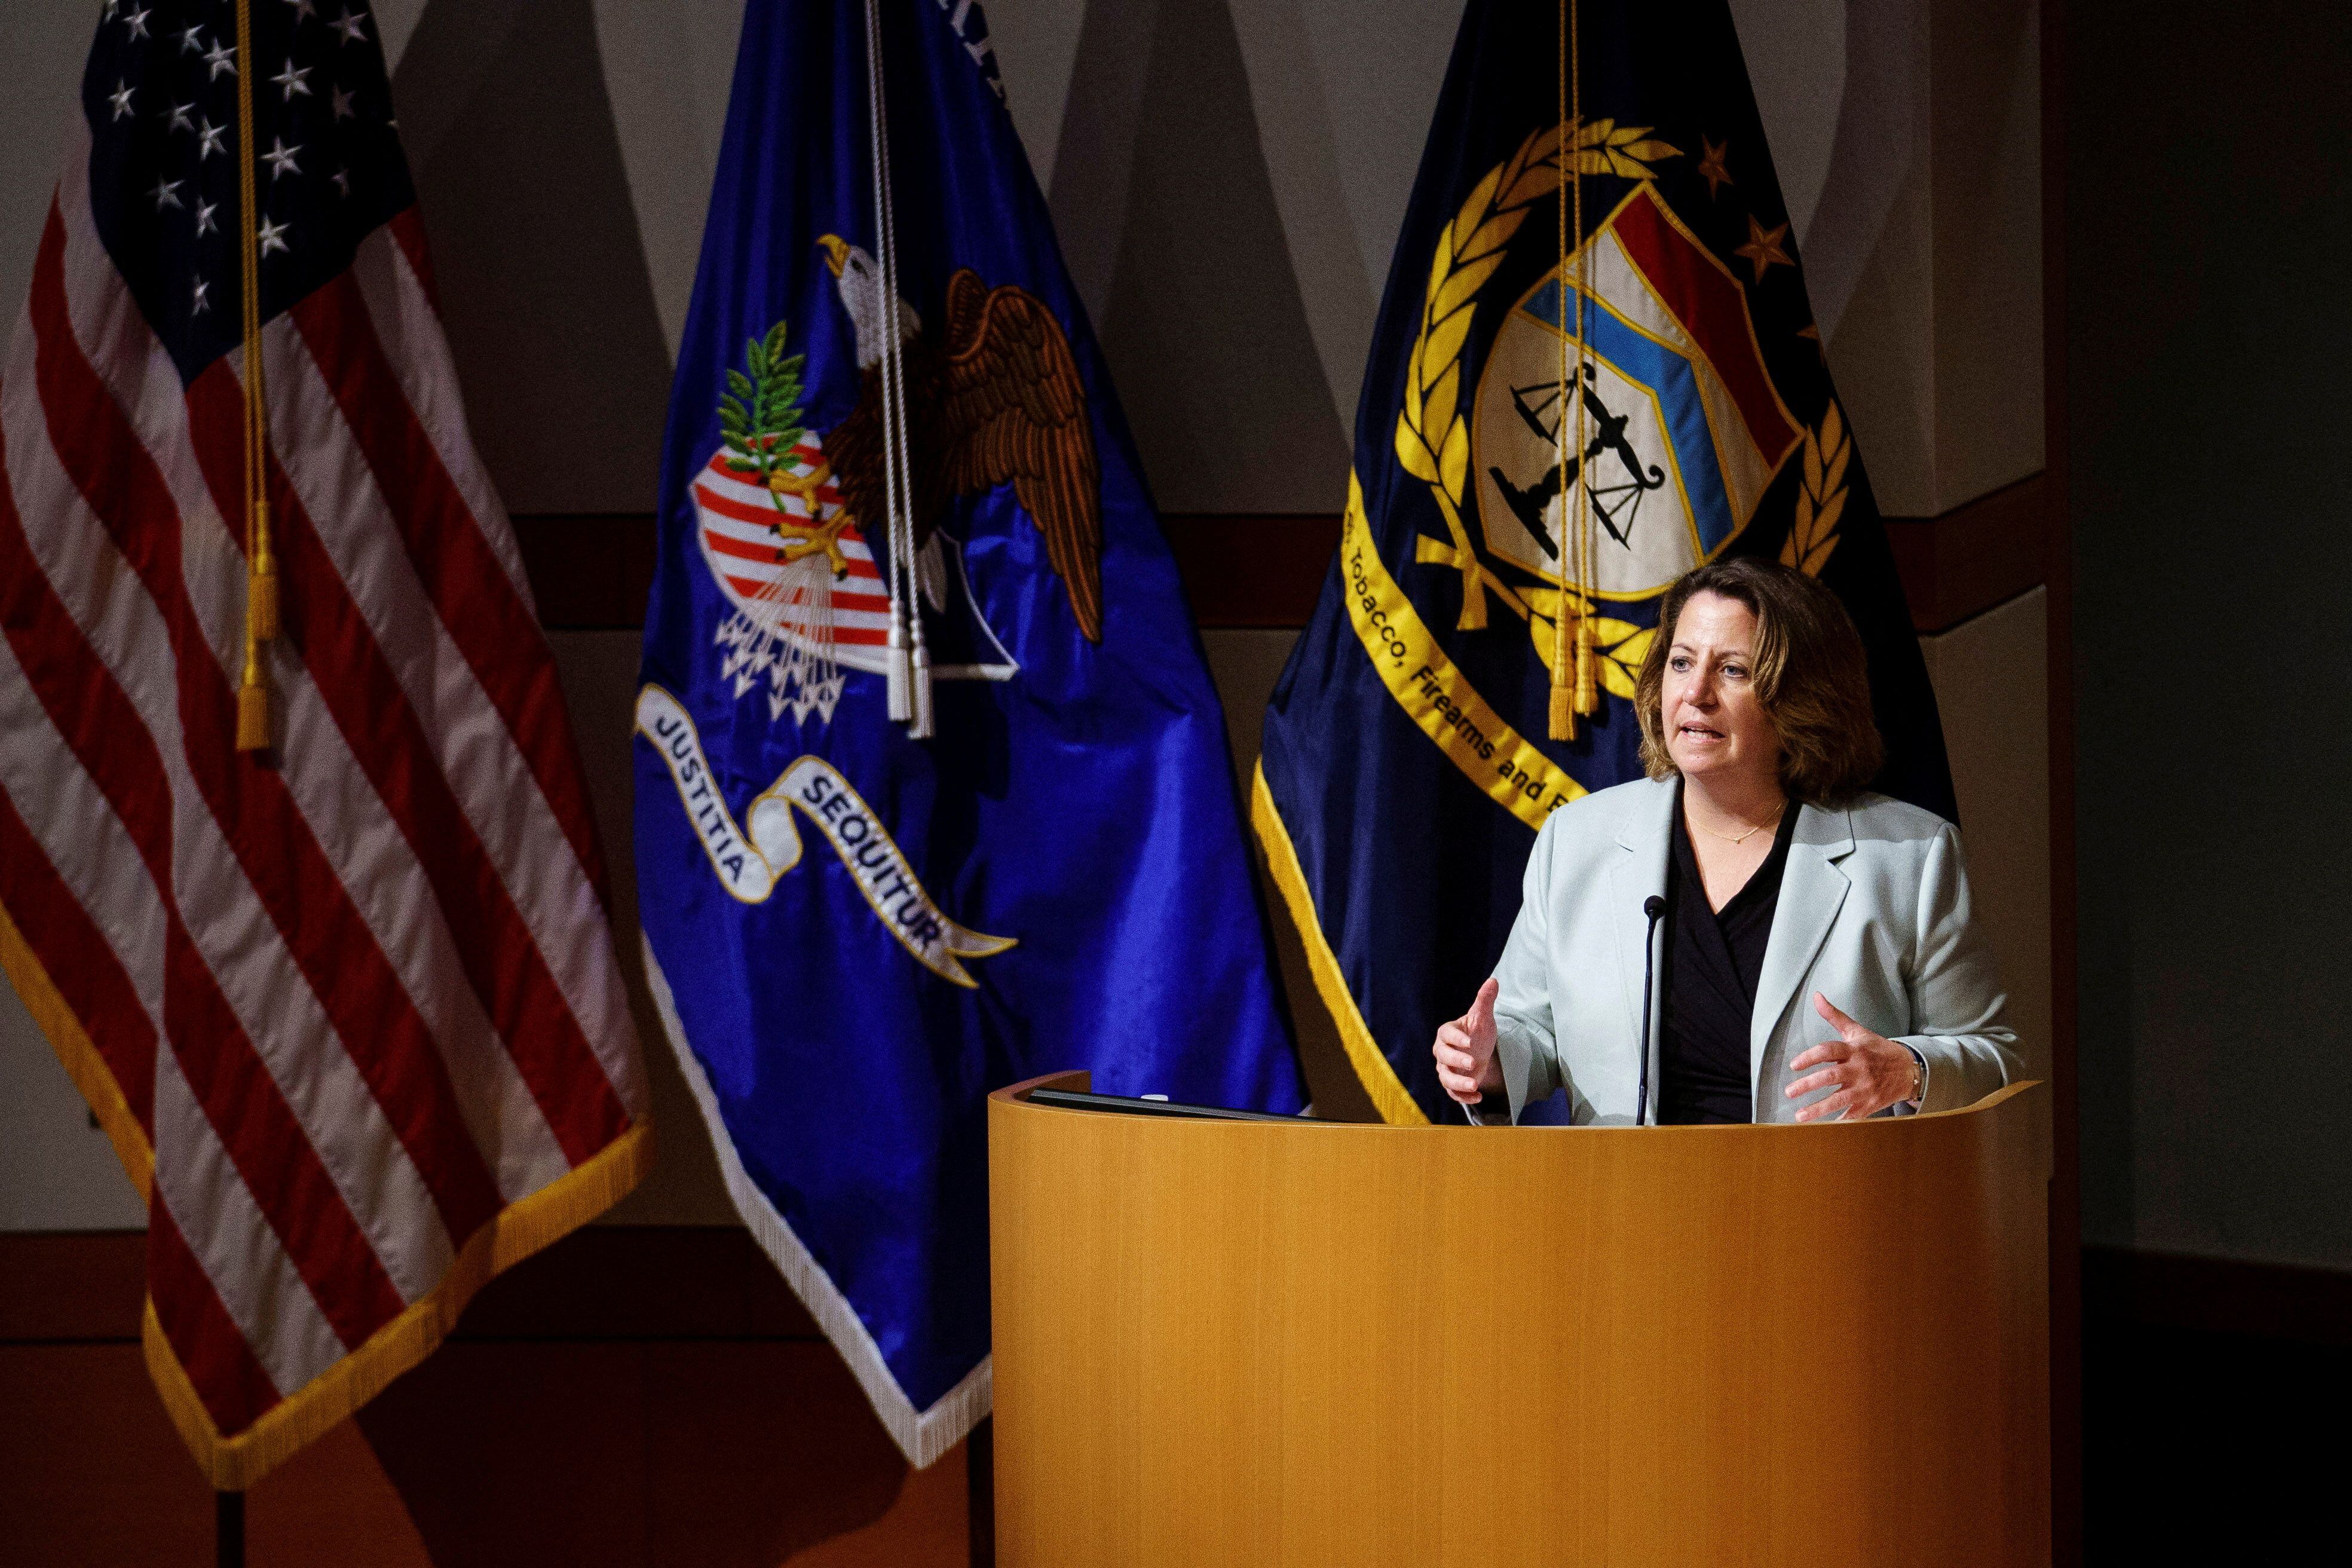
<box><xmin>2069</xmin><ymin>0</ymin><xmax>2352</xmax><ymax>1266</ymax></box>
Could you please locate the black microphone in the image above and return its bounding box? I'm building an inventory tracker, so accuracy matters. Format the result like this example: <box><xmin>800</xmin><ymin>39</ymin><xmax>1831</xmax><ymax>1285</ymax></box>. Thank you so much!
<box><xmin>1637</xmin><ymin>895</ymin><xmax>1667</xmax><ymax>1126</ymax></box>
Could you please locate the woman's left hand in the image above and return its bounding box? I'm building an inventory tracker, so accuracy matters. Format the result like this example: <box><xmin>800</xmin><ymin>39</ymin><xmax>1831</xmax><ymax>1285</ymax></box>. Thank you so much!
<box><xmin>1786</xmin><ymin>993</ymin><xmax>1921</xmax><ymax>1121</ymax></box>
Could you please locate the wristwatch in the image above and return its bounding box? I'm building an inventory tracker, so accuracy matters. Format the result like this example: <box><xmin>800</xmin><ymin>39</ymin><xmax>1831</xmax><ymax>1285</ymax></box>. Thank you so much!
<box><xmin>1902</xmin><ymin>1046</ymin><xmax>1928</xmax><ymax>1109</ymax></box>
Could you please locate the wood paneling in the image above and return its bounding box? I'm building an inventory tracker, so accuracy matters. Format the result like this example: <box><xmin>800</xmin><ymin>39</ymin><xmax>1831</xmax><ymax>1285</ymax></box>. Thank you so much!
<box><xmin>512</xmin><ymin>498</ymin><xmax>2045</xmax><ymax>636</ymax></box>
<box><xmin>510</xmin><ymin>512</ymin><xmax>1345</xmax><ymax>632</ymax></box>
<box><xmin>354</xmin><ymin>1338</ymin><xmax>967</xmax><ymax>1567</ymax></box>
<box><xmin>1161</xmin><ymin>513</ymin><xmax>1339</xmax><ymax>627</ymax></box>
<box><xmin>0</xmin><ymin>1343</ymin><xmax>222</xmax><ymax>1565</ymax></box>
<box><xmin>0</xmin><ymin>1226</ymin><xmax>819</xmax><ymax>1344</ymax></box>
<box><xmin>1883</xmin><ymin>474</ymin><xmax>2050</xmax><ymax>633</ymax></box>
<box><xmin>512</xmin><ymin>514</ymin><xmax>660</xmax><ymax>630</ymax></box>
<box><xmin>0</xmin><ymin>1230</ymin><xmax>145</xmax><ymax>1340</ymax></box>
<box><xmin>0</xmin><ymin>1345</ymin><xmax>425</xmax><ymax>1567</ymax></box>
<box><xmin>989</xmin><ymin>1074</ymin><xmax>2053</xmax><ymax>1568</ymax></box>
<box><xmin>0</xmin><ymin>1227</ymin><xmax>970</xmax><ymax>1568</ymax></box>
<box><xmin>16</xmin><ymin>1230</ymin><xmax>2342</xmax><ymax>1566</ymax></box>
<box><xmin>449</xmin><ymin>1224</ymin><xmax>819</xmax><ymax>1340</ymax></box>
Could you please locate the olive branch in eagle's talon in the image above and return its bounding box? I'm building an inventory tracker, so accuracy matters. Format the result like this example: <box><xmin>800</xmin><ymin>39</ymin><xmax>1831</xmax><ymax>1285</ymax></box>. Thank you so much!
<box><xmin>718</xmin><ymin>321</ymin><xmax>850</xmax><ymax>577</ymax></box>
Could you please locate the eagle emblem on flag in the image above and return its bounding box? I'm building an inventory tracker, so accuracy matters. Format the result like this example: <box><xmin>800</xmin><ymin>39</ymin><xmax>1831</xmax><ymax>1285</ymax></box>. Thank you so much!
<box><xmin>636</xmin><ymin>0</ymin><xmax>1306</xmax><ymax>1471</ymax></box>
<box><xmin>694</xmin><ymin>234</ymin><xmax>1104</xmax><ymax>728</ymax></box>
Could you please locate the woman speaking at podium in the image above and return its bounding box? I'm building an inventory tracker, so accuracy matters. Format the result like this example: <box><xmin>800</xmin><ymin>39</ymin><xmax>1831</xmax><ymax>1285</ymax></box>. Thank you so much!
<box><xmin>1432</xmin><ymin>558</ymin><xmax>2017</xmax><ymax>1126</ymax></box>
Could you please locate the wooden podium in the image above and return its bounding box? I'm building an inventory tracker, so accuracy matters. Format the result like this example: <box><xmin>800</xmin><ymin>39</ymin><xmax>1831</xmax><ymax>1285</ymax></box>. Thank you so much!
<box><xmin>987</xmin><ymin>1074</ymin><xmax>2050</xmax><ymax>1567</ymax></box>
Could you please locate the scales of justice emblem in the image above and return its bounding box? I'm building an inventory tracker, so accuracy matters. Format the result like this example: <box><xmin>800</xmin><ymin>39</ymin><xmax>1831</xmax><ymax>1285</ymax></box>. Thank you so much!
<box><xmin>1467</xmin><ymin>182</ymin><xmax>1803</xmax><ymax>605</ymax></box>
<box><xmin>1384</xmin><ymin>122</ymin><xmax>1853</xmax><ymax>799</ymax></box>
<box><xmin>695</xmin><ymin>235</ymin><xmax>1104</xmax><ymax>730</ymax></box>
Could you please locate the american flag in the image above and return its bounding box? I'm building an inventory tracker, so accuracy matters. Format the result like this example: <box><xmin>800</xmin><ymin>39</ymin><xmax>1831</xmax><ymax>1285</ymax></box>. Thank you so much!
<box><xmin>0</xmin><ymin>0</ymin><xmax>648</xmax><ymax>1487</ymax></box>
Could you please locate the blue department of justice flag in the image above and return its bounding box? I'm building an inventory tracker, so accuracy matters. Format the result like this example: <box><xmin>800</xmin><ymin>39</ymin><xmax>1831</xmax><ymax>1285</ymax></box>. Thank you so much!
<box><xmin>1255</xmin><ymin>0</ymin><xmax>1955</xmax><ymax>1127</ymax></box>
<box><xmin>633</xmin><ymin>0</ymin><xmax>1304</xmax><ymax>1465</ymax></box>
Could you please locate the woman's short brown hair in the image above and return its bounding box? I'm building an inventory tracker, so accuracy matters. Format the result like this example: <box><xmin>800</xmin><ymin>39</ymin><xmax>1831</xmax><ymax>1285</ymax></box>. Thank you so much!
<box><xmin>1632</xmin><ymin>557</ymin><xmax>1884</xmax><ymax>805</ymax></box>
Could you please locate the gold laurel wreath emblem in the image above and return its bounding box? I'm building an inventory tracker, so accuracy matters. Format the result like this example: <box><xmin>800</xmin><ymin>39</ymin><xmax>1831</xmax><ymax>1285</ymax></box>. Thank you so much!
<box><xmin>1780</xmin><ymin>400</ymin><xmax>1851</xmax><ymax>578</ymax></box>
<box><xmin>1394</xmin><ymin>118</ymin><xmax>1679</xmax><ymax>687</ymax></box>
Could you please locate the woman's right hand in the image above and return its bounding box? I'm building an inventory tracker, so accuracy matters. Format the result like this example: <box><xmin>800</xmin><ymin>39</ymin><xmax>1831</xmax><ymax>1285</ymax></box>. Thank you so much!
<box><xmin>1434</xmin><ymin>978</ymin><xmax>1503</xmax><ymax>1105</ymax></box>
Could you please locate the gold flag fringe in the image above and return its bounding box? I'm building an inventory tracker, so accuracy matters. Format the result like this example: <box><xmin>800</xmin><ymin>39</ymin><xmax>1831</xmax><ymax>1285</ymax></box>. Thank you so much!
<box><xmin>148</xmin><ymin>1122</ymin><xmax>653</xmax><ymax>1492</ymax></box>
<box><xmin>2</xmin><ymin>888</ymin><xmax>649</xmax><ymax>1493</ymax></box>
<box><xmin>0</xmin><ymin>893</ymin><xmax>154</xmax><ymax>1201</ymax></box>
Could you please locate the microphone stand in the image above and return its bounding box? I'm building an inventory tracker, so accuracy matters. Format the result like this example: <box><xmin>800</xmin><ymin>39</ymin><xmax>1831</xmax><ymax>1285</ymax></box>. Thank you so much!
<box><xmin>1637</xmin><ymin>894</ymin><xmax>1666</xmax><ymax>1126</ymax></box>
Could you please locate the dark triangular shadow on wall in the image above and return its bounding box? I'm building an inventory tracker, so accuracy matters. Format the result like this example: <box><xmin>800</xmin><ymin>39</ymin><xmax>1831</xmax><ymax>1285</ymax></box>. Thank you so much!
<box><xmin>1065</xmin><ymin>0</ymin><xmax>1351</xmax><ymax>514</ymax></box>
<box><xmin>391</xmin><ymin>0</ymin><xmax>675</xmax><ymax>513</ymax></box>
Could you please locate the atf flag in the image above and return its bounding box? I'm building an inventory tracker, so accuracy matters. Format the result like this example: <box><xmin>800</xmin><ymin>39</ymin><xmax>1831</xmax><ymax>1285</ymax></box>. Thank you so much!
<box><xmin>635</xmin><ymin>0</ymin><xmax>1304</xmax><ymax>1465</ymax></box>
<box><xmin>1257</xmin><ymin>0</ymin><xmax>1954</xmax><ymax>1126</ymax></box>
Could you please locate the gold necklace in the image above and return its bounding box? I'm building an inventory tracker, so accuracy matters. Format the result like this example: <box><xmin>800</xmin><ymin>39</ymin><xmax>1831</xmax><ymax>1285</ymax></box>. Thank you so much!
<box><xmin>1690</xmin><ymin>803</ymin><xmax>1783</xmax><ymax>846</ymax></box>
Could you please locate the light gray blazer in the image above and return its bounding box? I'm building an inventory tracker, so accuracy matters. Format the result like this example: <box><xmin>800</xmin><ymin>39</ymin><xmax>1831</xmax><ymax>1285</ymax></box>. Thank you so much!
<box><xmin>1490</xmin><ymin>776</ymin><xmax>2018</xmax><ymax>1125</ymax></box>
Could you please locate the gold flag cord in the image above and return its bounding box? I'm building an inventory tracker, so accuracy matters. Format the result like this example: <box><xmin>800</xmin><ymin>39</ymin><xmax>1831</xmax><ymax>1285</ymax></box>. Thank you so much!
<box><xmin>1549</xmin><ymin>0</ymin><xmax>1598</xmax><ymax>741</ymax></box>
<box><xmin>1550</xmin><ymin>1</ymin><xmax>1568</xmax><ymax>738</ymax></box>
<box><xmin>234</xmin><ymin>0</ymin><xmax>277</xmax><ymax>752</ymax></box>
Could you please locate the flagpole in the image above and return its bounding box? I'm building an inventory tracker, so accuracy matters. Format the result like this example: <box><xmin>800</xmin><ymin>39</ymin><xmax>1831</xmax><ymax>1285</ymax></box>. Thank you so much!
<box><xmin>215</xmin><ymin>1489</ymin><xmax>244</xmax><ymax>1568</ymax></box>
<box><xmin>966</xmin><ymin>1414</ymin><xmax>996</xmax><ymax>1566</ymax></box>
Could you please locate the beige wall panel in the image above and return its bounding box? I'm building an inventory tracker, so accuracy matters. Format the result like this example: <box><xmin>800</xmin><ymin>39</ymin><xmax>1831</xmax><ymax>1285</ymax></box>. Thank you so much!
<box><xmin>1823</xmin><ymin>163</ymin><xmax>1940</xmax><ymax>512</ymax></box>
<box><xmin>0</xmin><ymin>0</ymin><xmax>2043</xmax><ymax>520</ymax></box>
<box><xmin>1928</xmin><ymin>0</ymin><xmax>2044</xmax><ymax>509</ymax></box>
<box><xmin>0</xmin><ymin>6</ymin><xmax>84</xmax><ymax>333</ymax></box>
<box><xmin>1199</xmin><ymin>627</ymin><xmax>1374</xmax><ymax>1122</ymax></box>
<box><xmin>0</xmin><ymin>990</ymin><xmax>146</xmax><ymax>1230</ymax></box>
<box><xmin>546</xmin><ymin>632</ymin><xmax>740</xmax><ymax>1227</ymax></box>
<box><xmin>1920</xmin><ymin>590</ymin><xmax>2052</xmax><ymax>1086</ymax></box>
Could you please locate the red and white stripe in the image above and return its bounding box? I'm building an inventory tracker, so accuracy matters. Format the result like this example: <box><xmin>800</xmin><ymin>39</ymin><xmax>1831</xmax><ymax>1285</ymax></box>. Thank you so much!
<box><xmin>0</xmin><ymin>125</ymin><xmax>645</xmax><ymax>1457</ymax></box>
<box><xmin>693</xmin><ymin>445</ymin><xmax>893</xmax><ymax>662</ymax></box>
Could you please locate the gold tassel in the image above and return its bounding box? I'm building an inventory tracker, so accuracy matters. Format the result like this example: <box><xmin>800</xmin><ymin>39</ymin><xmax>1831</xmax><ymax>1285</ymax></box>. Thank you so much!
<box><xmin>1548</xmin><ymin>679</ymin><xmax>1576</xmax><ymax>741</ymax></box>
<box><xmin>237</xmin><ymin>652</ymin><xmax>270</xmax><ymax>752</ymax></box>
<box><xmin>1548</xmin><ymin>602</ymin><xmax>1577</xmax><ymax>740</ymax></box>
<box><xmin>1548</xmin><ymin>585</ymin><xmax>1578</xmax><ymax>739</ymax></box>
<box><xmin>234</xmin><ymin>480</ymin><xmax>278</xmax><ymax>752</ymax></box>
<box><xmin>1574</xmin><ymin>615</ymin><xmax>1599</xmax><ymax>716</ymax></box>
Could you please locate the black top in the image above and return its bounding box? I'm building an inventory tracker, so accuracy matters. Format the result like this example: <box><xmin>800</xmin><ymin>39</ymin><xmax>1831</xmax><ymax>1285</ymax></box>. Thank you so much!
<box><xmin>1656</xmin><ymin>789</ymin><xmax>1802</xmax><ymax>1125</ymax></box>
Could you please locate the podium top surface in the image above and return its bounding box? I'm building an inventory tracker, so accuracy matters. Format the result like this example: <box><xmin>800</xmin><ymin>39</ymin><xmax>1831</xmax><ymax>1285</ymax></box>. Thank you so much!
<box><xmin>993</xmin><ymin>1071</ymin><xmax>2044</xmax><ymax>1155</ymax></box>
